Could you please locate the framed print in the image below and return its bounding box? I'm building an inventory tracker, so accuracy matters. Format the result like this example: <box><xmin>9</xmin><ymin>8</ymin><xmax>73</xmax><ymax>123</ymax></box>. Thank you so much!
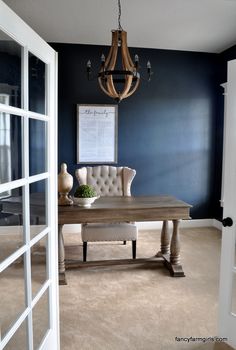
<box><xmin>77</xmin><ymin>104</ymin><xmax>118</xmax><ymax>163</ymax></box>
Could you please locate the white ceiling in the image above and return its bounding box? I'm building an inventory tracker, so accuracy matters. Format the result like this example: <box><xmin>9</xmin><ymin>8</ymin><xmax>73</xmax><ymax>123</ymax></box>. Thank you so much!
<box><xmin>4</xmin><ymin>0</ymin><xmax>236</xmax><ymax>53</ymax></box>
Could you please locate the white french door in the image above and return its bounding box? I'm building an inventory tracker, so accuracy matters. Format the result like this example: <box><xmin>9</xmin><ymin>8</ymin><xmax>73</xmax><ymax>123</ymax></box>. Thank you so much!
<box><xmin>218</xmin><ymin>59</ymin><xmax>236</xmax><ymax>349</ymax></box>
<box><xmin>0</xmin><ymin>1</ymin><xmax>59</xmax><ymax>349</ymax></box>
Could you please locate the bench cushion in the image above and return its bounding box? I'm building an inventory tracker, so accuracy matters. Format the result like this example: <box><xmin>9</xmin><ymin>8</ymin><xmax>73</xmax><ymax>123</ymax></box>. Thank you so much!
<box><xmin>81</xmin><ymin>223</ymin><xmax>137</xmax><ymax>242</ymax></box>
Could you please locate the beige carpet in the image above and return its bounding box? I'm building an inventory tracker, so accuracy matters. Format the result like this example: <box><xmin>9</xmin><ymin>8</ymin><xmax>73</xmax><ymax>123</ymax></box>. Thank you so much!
<box><xmin>59</xmin><ymin>227</ymin><xmax>233</xmax><ymax>350</ymax></box>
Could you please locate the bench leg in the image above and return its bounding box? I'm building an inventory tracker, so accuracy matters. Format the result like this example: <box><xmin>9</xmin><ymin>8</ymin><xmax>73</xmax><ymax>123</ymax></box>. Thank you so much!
<box><xmin>132</xmin><ymin>240</ymin><xmax>136</xmax><ymax>259</ymax></box>
<box><xmin>83</xmin><ymin>242</ymin><xmax>87</xmax><ymax>262</ymax></box>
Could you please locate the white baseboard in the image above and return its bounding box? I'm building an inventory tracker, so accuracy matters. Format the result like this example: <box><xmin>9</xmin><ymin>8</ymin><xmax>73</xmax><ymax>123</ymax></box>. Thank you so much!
<box><xmin>212</xmin><ymin>219</ymin><xmax>222</xmax><ymax>230</ymax></box>
<box><xmin>62</xmin><ymin>219</ymin><xmax>222</xmax><ymax>234</ymax></box>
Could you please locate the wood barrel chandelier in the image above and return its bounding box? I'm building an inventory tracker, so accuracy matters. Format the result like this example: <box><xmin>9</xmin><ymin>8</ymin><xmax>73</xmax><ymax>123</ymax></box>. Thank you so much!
<box><xmin>86</xmin><ymin>0</ymin><xmax>153</xmax><ymax>102</ymax></box>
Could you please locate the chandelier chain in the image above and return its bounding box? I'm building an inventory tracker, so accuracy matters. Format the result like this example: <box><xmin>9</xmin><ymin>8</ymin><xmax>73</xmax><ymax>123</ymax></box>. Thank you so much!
<box><xmin>118</xmin><ymin>0</ymin><xmax>123</xmax><ymax>30</ymax></box>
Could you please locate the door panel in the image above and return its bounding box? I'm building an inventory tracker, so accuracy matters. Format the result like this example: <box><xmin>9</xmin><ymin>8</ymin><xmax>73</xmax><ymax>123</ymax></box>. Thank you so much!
<box><xmin>231</xmin><ymin>272</ymin><xmax>236</xmax><ymax>315</ymax></box>
<box><xmin>0</xmin><ymin>1</ymin><xmax>59</xmax><ymax>349</ymax></box>
<box><xmin>219</xmin><ymin>59</ymin><xmax>236</xmax><ymax>348</ymax></box>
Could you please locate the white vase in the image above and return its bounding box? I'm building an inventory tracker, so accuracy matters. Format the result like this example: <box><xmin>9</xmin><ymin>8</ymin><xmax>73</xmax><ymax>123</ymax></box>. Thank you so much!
<box><xmin>58</xmin><ymin>163</ymin><xmax>73</xmax><ymax>205</ymax></box>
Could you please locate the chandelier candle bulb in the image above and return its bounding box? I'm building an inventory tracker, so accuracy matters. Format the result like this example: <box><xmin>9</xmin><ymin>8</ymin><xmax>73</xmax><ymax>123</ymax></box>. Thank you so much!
<box><xmin>147</xmin><ymin>61</ymin><xmax>152</xmax><ymax>81</ymax></box>
<box><xmin>86</xmin><ymin>60</ymin><xmax>91</xmax><ymax>77</ymax></box>
<box><xmin>87</xmin><ymin>60</ymin><xmax>91</xmax><ymax>69</ymax></box>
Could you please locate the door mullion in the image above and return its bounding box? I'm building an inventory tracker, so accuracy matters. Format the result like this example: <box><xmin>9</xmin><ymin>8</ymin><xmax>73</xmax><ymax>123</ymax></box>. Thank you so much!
<box><xmin>23</xmin><ymin>46</ymin><xmax>29</xmax><ymax>113</ymax></box>
<box><xmin>22</xmin><ymin>45</ymin><xmax>34</xmax><ymax>350</ymax></box>
<box><xmin>24</xmin><ymin>184</ymin><xmax>34</xmax><ymax>350</ymax></box>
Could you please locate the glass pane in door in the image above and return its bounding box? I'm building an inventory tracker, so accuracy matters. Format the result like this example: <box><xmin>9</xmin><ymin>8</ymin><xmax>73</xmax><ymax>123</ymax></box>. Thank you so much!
<box><xmin>29</xmin><ymin>53</ymin><xmax>46</xmax><ymax>115</ymax></box>
<box><xmin>0</xmin><ymin>254</ymin><xmax>26</xmax><ymax>338</ymax></box>
<box><xmin>30</xmin><ymin>179</ymin><xmax>47</xmax><ymax>238</ymax></box>
<box><xmin>33</xmin><ymin>289</ymin><xmax>49</xmax><ymax>349</ymax></box>
<box><xmin>29</xmin><ymin>119</ymin><xmax>46</xmax><ymax>176</ymax></box>
<box><xmin>0</xmin><ymin>113</ymin><xmax>22</xmax><ymax>185</ymax></box>
<box><xmin>0</xmin><ymin>187</ymin><xmax>24</xmax><ymax>263</ymax></box>
<box><xmin>0</xmin><ymin>30</ymin><xmax>22</xmax><ymax>108</ymax></box>
<box><xmin>31</xmin><ymin>234</ymin><xmax>48</xmax><ymax>298</ymax></box>
<box><xmin>4</xmin><ymin>318</ymin><xmax>28</xmax><ymax>350</ymax></box>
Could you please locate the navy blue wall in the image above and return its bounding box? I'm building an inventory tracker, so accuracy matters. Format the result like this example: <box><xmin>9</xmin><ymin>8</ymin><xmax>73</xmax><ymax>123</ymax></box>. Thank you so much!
<box><xmin>51</xmin><ymin>43</ymin><xmax>222</xmax><ymax>219</ymax></box>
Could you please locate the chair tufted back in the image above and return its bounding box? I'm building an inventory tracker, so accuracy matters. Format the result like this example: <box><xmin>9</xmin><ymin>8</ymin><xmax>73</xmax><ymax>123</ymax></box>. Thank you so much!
<box><xmin>75</xmin><ymin>165</ymin><xmax>136</xmax><ymax>197</ymax></box>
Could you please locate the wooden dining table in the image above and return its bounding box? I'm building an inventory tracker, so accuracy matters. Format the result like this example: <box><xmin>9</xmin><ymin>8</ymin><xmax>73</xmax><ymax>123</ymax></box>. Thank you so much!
<box><xmin>58</xmin><ymin>195</ymin><xmax>191</xmax><ymax>285</ymax></box>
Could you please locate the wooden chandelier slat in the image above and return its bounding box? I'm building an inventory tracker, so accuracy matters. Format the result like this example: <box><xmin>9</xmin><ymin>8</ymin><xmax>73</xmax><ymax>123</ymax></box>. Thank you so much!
<box><xmin>107</xmin><ymin>76</ymin><xmax>119</xmax><ymax>98</ymax></box>
<box><xmin>121</xmin><ymin>31</ymin><xmax>133</xmax><ymax>71</ymax></box>
<box><xmin>98</xmin><ymin>76</ymin><xmax>114</xmax><ymax>97</ymax></box>
<box><xmin>97</xmin><ymin>29</ymin><xmax>142</xmax><ymax>101</ymax></box>
<box><xmin>107</xmin><ymin>31</ymin><xmax>119</xmax><ymax>71</ymax></box>
<box><xmin>119</xmin><ymin>31</ymin><xmax>136</xmax><ymax>100</ymax></box>
<box><xmin>120</xmin><ymin>74</ymin><xmax>133</xmax><ymax>100</ymax></box>
<box><xmin>125</xmin><ymin>78</ymin><xmax>140</xmax><ymax>98</ymax></box>
<box><xmin>106</xmin><ymin>31</ymin><xmax>119</xmax><ymax>98</ymax></box>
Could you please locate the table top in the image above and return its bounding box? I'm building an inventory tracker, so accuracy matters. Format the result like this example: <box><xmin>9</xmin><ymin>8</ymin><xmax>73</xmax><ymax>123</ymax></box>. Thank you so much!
<box><xmin>58</xmin><ymin>195</ymin><xmax>192</xmax><ymax>224</ymax></box>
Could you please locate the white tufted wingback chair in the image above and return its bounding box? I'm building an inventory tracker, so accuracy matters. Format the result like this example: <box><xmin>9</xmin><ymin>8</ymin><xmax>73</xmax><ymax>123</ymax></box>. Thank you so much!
<box><xmin>75</xmin><ymin>166</ymin><xmax>138</xmax><ymax>261</ymax></box>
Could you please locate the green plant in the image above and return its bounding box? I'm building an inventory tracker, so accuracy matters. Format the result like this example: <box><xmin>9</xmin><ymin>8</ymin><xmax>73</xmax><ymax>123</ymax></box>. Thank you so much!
<box><xmin>74</xmin><ymin>184</ymin><xmax>97</xmax><ymax>198</ymax></box>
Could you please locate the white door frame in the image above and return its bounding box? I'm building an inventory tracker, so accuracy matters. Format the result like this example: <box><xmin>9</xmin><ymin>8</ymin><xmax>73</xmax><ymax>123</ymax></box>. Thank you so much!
<box><xmin>0</xmin><ymin>1</ymin><xmax>59</xmax><ymax>349</ymax></box>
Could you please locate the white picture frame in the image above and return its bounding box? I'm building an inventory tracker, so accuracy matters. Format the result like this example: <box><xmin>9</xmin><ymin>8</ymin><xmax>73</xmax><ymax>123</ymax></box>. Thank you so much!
<box><xmin>77</xmin><ymin>104</ymin><xmax>118</xmax><ymax>163</ymax></box>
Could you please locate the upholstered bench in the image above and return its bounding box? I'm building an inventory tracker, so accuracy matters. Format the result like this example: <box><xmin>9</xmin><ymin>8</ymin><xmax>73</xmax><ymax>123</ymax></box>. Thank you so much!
<box><xmin>75</xmin><ymin>165</ymin><xmax>138</xmax><ymax>262</ymax></box>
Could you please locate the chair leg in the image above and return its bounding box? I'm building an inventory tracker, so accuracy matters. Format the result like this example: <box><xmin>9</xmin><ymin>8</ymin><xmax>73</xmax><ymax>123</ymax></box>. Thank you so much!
<box><xmin>83</xmin><ymin>242</ymin><xmax>87</xmax><ymax>262</ymax></box>
<box><xmin>132</xmin><ymin>240</ymin><xmax>136</xmax><ymax>259</ymax></box>
<box><xmin>123</xmin><ymin>241</ymin><xmax>126</xmax><ymax>245</ymax></box>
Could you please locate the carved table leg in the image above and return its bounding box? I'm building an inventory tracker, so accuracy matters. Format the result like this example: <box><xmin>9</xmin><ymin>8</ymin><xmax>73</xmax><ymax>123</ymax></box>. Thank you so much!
<box><xmin>160</xmin><ymin>219</ymin><xmax>185</xmax><ymax>277</ymax></box>
<box><xmin>167</xmin><ymin>220</ymin><xmax>185</xmax><ymax>276</ymax></box>
<box><xmin>170</xmin><ymin>220</ymin><xmax>181</xmax><ymax>265</ymax></box>
<box><xmin>161</xmin><ymin>220</ymin><xmax>171</xmax><ymax>255</ymax></box>
<box><xmin>58</xmin><ymin>224</ymin><xmax>67</xmax><ymax>285</ymax></box>
<box><xmin>156</xmin><ymin>220</ymin><xmax>171</xmax><ymax>258</ymax></box>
